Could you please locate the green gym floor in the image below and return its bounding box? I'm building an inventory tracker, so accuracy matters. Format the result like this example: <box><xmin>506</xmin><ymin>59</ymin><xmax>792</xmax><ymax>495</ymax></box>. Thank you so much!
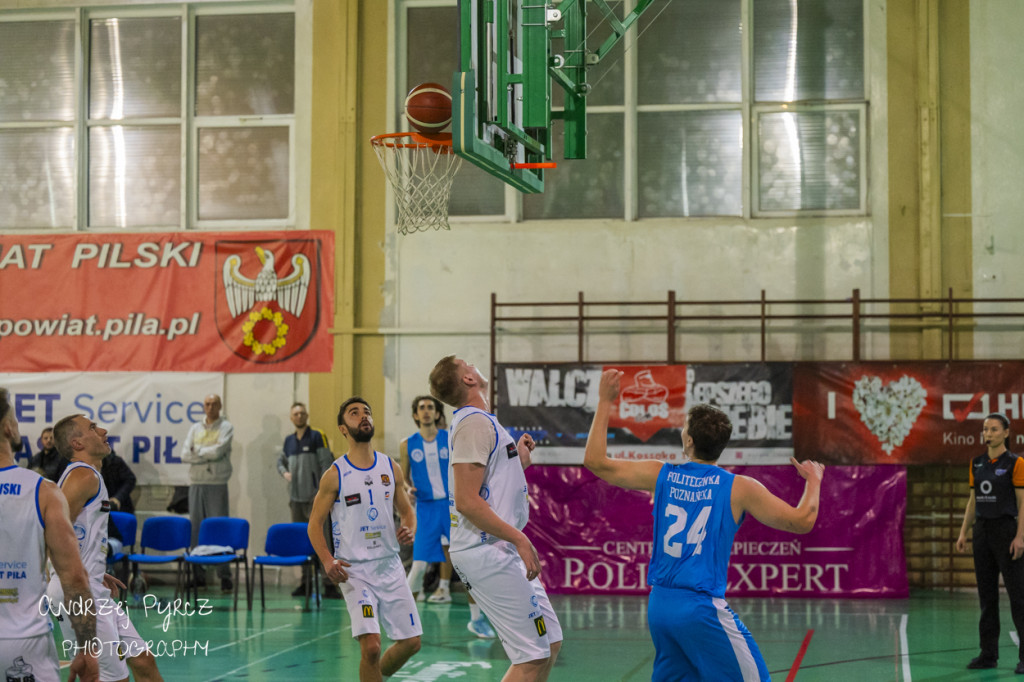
<box><xmin>58</xmin><ymin>582</ymin><xmax>1024</xmax><ymax>681</ymax></box>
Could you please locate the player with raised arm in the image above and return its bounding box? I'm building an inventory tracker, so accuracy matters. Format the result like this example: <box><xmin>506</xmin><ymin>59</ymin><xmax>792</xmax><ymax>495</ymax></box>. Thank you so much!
<box><xmin>584</xmin><ymin>369</ymin><xmax>824</xmax><ymax>681</ymax></box>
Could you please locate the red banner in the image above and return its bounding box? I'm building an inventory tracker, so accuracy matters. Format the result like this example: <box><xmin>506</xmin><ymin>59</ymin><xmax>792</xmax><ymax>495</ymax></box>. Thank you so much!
<box><xmin>525</xmin><ymin>464</ymin><xmax>907</xmax><ymax>598</ymax></box>
<box><xmin>0</xmin><ymin>231</ymin><xmax>334</xmax><ymax>372</ymax></box>
<box><xmin>793</xmin><ymin>362</ymin><xmax>1024</xmax><ymax>464</ymax></box>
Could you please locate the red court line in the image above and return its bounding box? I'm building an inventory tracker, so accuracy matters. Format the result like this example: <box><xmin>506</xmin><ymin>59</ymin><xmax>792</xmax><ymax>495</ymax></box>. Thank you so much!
<box><xmin>785</xmin><ymin>629</ymin><xmax>815</xmax><ymax>682</ymax></box>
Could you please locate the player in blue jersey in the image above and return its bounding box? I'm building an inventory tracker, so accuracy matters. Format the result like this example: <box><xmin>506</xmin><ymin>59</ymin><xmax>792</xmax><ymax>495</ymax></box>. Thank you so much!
<box><xmin>584</xmin><ymin>370</ymin><xmax>824</xmax><ymax>682</ymax></box>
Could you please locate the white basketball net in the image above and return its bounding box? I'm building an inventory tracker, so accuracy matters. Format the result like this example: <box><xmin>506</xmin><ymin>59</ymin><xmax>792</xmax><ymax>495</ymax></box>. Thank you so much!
<box><xmin>371</xmin><ymin>133</ymin><xmax>463</xmax><ymax>235</ymax></box>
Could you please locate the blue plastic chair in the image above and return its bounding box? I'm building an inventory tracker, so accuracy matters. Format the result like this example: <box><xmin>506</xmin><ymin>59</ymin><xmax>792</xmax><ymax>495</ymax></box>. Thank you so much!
<box><xmin>126</xmin><ymin>516</ymin><xmax>191</xmax><ymax>602</ymax></box>
<box><xmin>107</xmin><ymin>511</ymin><xmax>137</xmax><ymax>573</ymax></box>
<box><xmin>250</xmin><ymin>523</ymin><xmax>320</xmax><ymax>611</ymax></box>
<box><xmin>184</xmin><ymin>517</ymin><xmax>249</xmax><ymax>609</ymax></box>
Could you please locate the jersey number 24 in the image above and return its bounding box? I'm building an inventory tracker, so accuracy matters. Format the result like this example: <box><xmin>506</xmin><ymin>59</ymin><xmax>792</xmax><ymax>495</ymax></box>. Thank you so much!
<box><xmin>662</xmin><ymin>504</ymin><xmax>711</xmax><ymax>557</ymax></box>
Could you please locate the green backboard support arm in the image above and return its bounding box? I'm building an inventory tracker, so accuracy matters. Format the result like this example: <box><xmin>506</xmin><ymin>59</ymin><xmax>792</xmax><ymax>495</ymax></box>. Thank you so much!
<box><xmin>453</xmin><ymin>0</ymin><xmax>663</xmax><ymax>191</ymax></box>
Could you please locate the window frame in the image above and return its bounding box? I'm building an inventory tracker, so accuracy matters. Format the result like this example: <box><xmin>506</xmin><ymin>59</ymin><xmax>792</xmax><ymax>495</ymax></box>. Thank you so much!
<box><xmin>0</xmin><ymin>1</ymin><xmax>298</xmax><ymax>231</ymax></box>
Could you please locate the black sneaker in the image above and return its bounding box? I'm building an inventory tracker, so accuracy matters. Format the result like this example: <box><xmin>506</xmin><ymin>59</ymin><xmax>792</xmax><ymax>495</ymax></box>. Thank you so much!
<box><xmin>291</xmin><ymin>584</ymin><xmax>310</xmax><ymax>597</ymax></box>
<box><xmin>967</xmin><ymin>656</ymin><xmax>998</xmax><ymax>669</ymax></box>
<box><xmin>321</xmin><ymin>583</ymin><xmax>342</xmax><ymax>599</ymax></box>
<box><xmin>220</xmin><ymin>578</ymin><xmax>233</xmax><ymax>594</ymax></box>
<box><xmin>1015</xmin><ymin>660</ymin><xmax>1024</xmax><ymax>675</ymax></box>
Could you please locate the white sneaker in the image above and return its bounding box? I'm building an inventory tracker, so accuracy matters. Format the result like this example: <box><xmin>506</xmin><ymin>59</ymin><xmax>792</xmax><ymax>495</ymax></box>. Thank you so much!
<box><xmin>427</xmin><ymin>587</ymin><xmax>451</xmax><ymax>603</ymax></box>
<box><xmin>467</xmin><ymin>617</ymin><xmax>496</xmax><ymax>639</ymax></box>
<box><xmin>414</xmin><ymin>591</ymin><xmax>426</xmax><ymax>602</ymax></box>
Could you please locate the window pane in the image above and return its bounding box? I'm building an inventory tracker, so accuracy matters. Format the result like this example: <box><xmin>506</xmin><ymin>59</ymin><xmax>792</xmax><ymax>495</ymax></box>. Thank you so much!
<box><xmin>0</xmin><ymin>129</ymin><xmax>75</xmax><ymax>228</ymax></box>
<box><xmin>89</xmin><ymin>126</ymin><xmax>181</xmax><ymax>227</ymax></box>
<box><xmin>407</xmin><ymin>6</ymin><xmax>457</xmax><ymax>99</ymax></box>
<box><xmin>90</xmin><ymin>18</ymin><xmax>182</xmax><ymax>120</ymax></box>
<box><xmin>638</xmin><ymin>110</ymin><xmax>742</xmax><ymax>217</ymax></box>
<box><xmin>638</xmin><ymin>0</ymin><xmax>741</xmax><ymax>104</ymax></box>
<box><xmin>449</xmin><ymin>163</ymin><xmax>506</xmax><ymax>216</ymax></box>
<box><xmin>754</xmin><ymin>0</ymin><xmax>864</xmax><ymax>102</ymax></box>
<box><xmin>0</xmin><ymin>21</ymin><xmax>75</xmax><ymax>121</ymax></box>
<box><xmin>195</xmin><ymin>14</ymin><xmax>295</xmax><ymax>116</ymax></box>
<box><xmin>198</xmin><ymin>127</ymin><xmax>289</xmax><ymax>220</ymax></box>
<box><xmin>757</xmin><ymin>109</ymin><xmax>861</xmax><ymax>211</ymax></box>
<box><xmin>522</xmin><ymin>113</ymin><xmax>623</xmax><ymax>220</ymax></box>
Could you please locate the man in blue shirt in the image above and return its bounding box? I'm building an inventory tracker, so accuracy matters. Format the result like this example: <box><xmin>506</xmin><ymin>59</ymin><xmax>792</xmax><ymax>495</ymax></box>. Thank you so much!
<box><xmin>584</xmin><ymin>370</ymin><xmax>824</xmax><ymax>681</ymax></box>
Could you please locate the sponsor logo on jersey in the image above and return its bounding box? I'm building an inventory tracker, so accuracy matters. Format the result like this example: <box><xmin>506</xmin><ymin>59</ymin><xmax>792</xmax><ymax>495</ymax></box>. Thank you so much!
<box><xmin>534</xmin><ymin>616</ymin><xmax>547</xmax><ymax>636</ymax></box>
<box><xmin>506</xmin><ymin>443</ymin><xmax>518</xmax><ymax>459</ymax></box>
<box><xmin>364</xmin><ymin>475</ymin><xmax>373</xmax><ymax>486</ymax></box>
<box><xmin>100</xmin><ymin>499</ymin><xmax>111</xmax><ymax>512</ymax></box>
<box><xmin>345</xmin><ymin>493</ymin><xmax>361</xmax><ymax>507</ymax></box>
<box><xmin>381</xmin><ymin>474</ymin><xmax>391</xmax><ymax>487</ymax></box>
<box><xmin>362</xmin><ymin>604</ymin><xmax>374</xmax><ymax>618</ymax></box>
<box><xmin>367</xmin><ymin>507</ymin><xmax>379</xmax><ymax>521</ymax></box>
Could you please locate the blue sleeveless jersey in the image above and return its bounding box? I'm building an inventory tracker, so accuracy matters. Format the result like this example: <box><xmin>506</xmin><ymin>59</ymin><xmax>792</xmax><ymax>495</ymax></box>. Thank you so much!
<box><xmin>648</xmin><ymin>462</ymin><xmax>741</xmax><ymax>597</ymax></box>
<box><xmin>406</xmin><ymin>431</ymin><xmax>450</xmax><ymax>501</ymax></box>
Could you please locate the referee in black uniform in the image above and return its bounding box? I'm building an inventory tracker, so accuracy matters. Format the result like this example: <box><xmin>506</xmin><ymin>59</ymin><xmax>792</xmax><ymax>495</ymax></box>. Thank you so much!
<box><xmin>957</xmin><ymin>413</ymin><xmax>1024</xmax><ymax>673</ymax></box>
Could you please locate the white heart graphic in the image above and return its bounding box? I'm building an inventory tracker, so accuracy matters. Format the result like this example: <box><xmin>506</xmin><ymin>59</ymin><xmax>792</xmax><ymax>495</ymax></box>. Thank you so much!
<box><xmin>851</xmin><ymin>375</ymin><xmax>927</xmax><ymax>455</ymax></box>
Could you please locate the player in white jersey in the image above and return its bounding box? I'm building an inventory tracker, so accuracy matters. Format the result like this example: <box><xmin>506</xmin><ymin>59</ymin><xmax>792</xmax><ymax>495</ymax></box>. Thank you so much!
<box><xmin>308</xmin><ymin>397</ymin><xmax>421</xmax><ymax>682</ymax></box>
<box><xmin>429</xmin><ymin>356</ymin><xmax>563</xmax><ymax>682</ymax></box>
<box><xmin>51</xmin><ymin>415</ymin><xmax>164</xmax><ymax>682</ymax></box>
<box><xmin>0</xmin><ymin>388</ymin><xmax>98</xmax><ymax>682</ymax></box>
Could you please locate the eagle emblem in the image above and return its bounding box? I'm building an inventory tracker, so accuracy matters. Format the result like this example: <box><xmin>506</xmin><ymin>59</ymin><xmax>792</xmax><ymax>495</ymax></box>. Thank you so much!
<box><xmin>222</xmin><ymin>247</ymin><xmax>311</xmax><ymax>318</ymax></box>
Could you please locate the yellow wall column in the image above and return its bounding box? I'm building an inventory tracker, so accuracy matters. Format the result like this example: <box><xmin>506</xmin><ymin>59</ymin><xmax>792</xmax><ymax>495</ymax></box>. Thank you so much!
<box><xmin>308</xmin><ymin>0</ymin><xmax>390</xmax><ymax>435</ymax></box>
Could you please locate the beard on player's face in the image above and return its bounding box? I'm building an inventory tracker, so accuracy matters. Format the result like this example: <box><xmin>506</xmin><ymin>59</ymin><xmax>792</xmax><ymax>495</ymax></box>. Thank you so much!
<box><xmin>347</xmin><ymin>420</ymin><xmax>375</xmax><ymax>443</ymax></box>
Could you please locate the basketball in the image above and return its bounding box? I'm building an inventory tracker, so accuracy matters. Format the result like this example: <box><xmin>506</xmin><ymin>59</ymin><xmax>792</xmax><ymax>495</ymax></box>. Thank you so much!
<box><xmin>404</xmin><ymin>82</ymin><xmax>452</xmax><ymax>134</ymax></box>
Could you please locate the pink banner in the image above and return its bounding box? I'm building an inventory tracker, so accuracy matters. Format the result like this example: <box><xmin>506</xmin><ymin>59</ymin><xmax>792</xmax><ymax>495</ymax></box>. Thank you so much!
<box><xmin>525</xmin><ymin>464</ymin><xmax>907</xmax><ymax>598</ymax></box>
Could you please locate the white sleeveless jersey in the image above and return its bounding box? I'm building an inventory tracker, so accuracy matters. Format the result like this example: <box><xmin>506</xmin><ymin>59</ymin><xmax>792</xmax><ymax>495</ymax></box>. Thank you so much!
<box><xmin>0</xmin><ymin>466</ymin><xmax>50</xmax><ymax>639</ymax></box>
<box><xmin>448</xmin><ymin>408</ymin><xmax>530</xmax><ymax>552</ymax></box>
<box><xmin>330</xmin><ymin>453</ymin><xmax>399</xmax><ymax>562</ymax></box>
<box><xmin>55</xmin><ymin>462</ymin><xmax>109</xmax><ymax>589</ymax></box>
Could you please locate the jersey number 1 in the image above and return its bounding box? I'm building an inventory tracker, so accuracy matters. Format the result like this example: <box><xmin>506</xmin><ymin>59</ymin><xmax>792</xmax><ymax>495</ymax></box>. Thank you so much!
<box><xmin>662</xmin><ymin>504</ymin><xmax>711</xmax><ymax>557</ymax></box>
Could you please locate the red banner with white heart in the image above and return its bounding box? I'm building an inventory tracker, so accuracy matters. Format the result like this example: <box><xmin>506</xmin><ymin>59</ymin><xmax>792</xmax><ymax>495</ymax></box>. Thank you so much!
<box><xmin>792</xmin><ymin>362</ymin><xmax>1021</xmax><ymax>464</ymax></box>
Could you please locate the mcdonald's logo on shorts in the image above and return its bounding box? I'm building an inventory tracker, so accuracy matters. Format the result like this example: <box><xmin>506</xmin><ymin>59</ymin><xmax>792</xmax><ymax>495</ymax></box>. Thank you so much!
<box><xmin>534</xmin><ymin>616</ymin><xmax>546</xmax><ymax>636</ymax></box>
<box><xmin>362</xmin><ymin>604</ymin><xmax>374</xmax><ymax>618</ymax></box>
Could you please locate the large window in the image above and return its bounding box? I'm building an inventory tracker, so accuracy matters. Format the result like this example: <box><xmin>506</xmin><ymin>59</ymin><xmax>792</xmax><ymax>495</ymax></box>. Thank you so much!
<box><xmin>396</xmin><ymin>0</ymin><xmax>867</xmax><ymax>220</ymax></box>
<box><xmin>0</xmin><ymin>4</ymin><xmax>295</xmax><ymax>230</ymax></box>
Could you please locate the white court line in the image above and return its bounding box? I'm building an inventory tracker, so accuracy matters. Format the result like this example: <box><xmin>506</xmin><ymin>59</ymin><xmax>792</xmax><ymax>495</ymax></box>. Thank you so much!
<box><xmin>899</xmin><ymin>613</ymin><xmax>912</xmax><ymax>682</ymax></box>
<box><xmin>207</xmin><ymin>623</ymin><xmax>294</xmax><ymax>653</ymax></box>
<box><xmin>803</xmin><ymin>547</ymin><xmax>855</xmax><ymax>552</ymax></box>
<box><xmin>201</xmin><ymin>626</ymin><xmax>349</xmax><ymax>682</ymax></box>
<box><xmin>558</xmin><ymin>545</ymin><xmax>600</xmax><ymax>551</ymax></box>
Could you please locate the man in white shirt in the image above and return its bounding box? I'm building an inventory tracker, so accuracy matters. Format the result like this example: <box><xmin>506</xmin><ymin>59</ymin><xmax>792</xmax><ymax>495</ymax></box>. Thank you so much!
<box><xmin>180</xmin><ymin>393</ymin><xmax>234</xmax><ymax>591</ymax></box>
<box><xmin>429</xmin><ymin>355</ymin><xmax>562</xmax><ymax>682</ymax></box>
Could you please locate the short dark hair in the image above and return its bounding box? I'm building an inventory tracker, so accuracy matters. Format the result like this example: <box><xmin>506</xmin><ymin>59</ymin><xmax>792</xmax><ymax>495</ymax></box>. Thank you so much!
<box><xmin>53</xmin><ymin>414</ymin><xmax>85</xmax><ymax>460</ymax></box>
<box><xmin>337</xmin><ymin>397</ymin><xmax>371</xmax><ymax>426</ymax></box>
<box><xmin>986</xmin><ymin>413</ymin><xmax>1010</xmax><ymax>430</ymax></box>
<box><xmin>411</xmin><ymin>395</ymin><xmax>444</xmax><ymax>426</ymax></box>
<box><xmin>291</xmin><ymin>402</ymin><xmax>307</xmax><ymax>411</ymax></box>
<box><xmin>0</xmin><ymin>388</ymin><xmax>10</xmax><ymax>424</ymax></box>
<box><xmin>41</xmin><ymin>427</ymin><xmax>53</xmax><ymax>436</ymax></box>
<box><xmin>687</xmin><ymin>404</ymin><xmax>733</xmax><ymax>461</ymax></box>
